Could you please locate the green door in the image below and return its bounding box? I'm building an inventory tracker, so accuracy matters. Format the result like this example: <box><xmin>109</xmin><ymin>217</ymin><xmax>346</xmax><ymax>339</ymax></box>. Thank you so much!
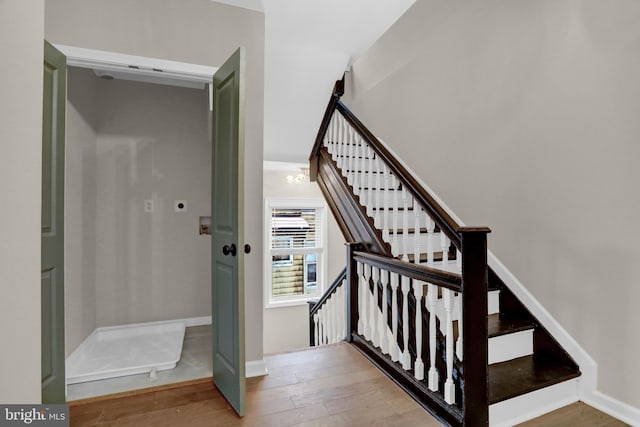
<box><xmin>211</xmin><ymin>47</ymin><xmax>246</xmax><ymax>416</ymax></box>
<box><xmin>42</xmin><ymin>41</ymin><xmax>66</xmax><ymax>403</ymax></box>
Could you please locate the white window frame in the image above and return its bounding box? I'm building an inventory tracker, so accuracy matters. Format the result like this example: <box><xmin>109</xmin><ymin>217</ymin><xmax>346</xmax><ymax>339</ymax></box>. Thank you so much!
<box><xmin>264</xmin><ymin>198</ymin><xmax>327</xmax><ymax>308</ymax></box>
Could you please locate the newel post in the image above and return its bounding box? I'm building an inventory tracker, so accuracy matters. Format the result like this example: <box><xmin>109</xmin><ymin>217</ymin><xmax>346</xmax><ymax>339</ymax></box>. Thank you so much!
<box><xmin>459</xmin><ymin>227</ymin><xmax>491</xmax><ymax>427</ymax></box>
<box><xmin>346</xmin><ymin>242</ymin><xmax>362</xmax><ymax>343</ymax></box>
<box><xmin>307</xmin><ymin>299</ymin><xmax>318</xmax><ymax>347</ymax></box>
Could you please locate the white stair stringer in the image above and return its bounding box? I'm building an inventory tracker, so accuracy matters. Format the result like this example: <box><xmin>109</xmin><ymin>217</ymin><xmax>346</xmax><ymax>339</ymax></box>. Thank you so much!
<box><xmin>489</xmin><ymin>378</ymin><xmax>580</xmax><ymax>426</ymax></box>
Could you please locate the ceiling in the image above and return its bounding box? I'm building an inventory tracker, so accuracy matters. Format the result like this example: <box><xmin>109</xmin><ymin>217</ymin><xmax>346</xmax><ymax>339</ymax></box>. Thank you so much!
<box><xmin>212</xmin><ymin>0</ymin><xmax>416</xmax><ymax>162</ymax></box>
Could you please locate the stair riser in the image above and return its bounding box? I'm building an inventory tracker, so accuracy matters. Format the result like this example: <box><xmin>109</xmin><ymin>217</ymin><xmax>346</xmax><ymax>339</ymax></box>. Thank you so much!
<box><xmin>489</xmin><ymin>330</ymin><xmax>533</xmax><ymax>364</ymax></box>
<box><xmin>357</xmin><ymin>193</ymin><xmax>417</xmax><ymax>211</ymax></box>
<box><xmin>387</xmin><ymin>233</ymin><xmax>450</xmax><ymax>255</ymax></box>
<box><xmin>353</xmin><ymin>188</ymin><xmax>404</xmax><ymax>201</ymax></box>
<box><xmin>370</xmin><ymin>210</ymin><xmax>432</xmax><ymax>231</ymax></box>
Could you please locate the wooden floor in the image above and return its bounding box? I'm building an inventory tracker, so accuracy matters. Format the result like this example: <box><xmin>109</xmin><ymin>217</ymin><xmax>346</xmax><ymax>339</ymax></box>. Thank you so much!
<box><xmin>69</xmin><ymin>343</ymin><xmax>628</xmax><ymax>427</ymax></box>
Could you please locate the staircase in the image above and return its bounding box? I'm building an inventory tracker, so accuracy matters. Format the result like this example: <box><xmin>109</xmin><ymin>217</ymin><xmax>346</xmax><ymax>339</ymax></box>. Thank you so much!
<box><xmin>307</xmin><ymin>79</ymin><xmax>581</xmax><ymax>427</ymax></box>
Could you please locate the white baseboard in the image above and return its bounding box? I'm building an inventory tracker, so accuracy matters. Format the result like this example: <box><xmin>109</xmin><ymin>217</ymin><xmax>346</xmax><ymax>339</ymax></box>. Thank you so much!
<box><xmin>490</xmin><ymin>379</ymin><xmax>579</xmax><ymax>427</ymax></box>
<box><xmin>246</xmin><ymin>359</ymin><xmax>268</xmax><ymax>378</ymax></box>
<box><xmin>581</xmin><ymin>390</ymin><xmax>640</xmax><ymax>426</ymax></box>
<box><xmin>181</xmin><ymin>316</ymin><xmax>212</xmax><ymax>327</ymax></box>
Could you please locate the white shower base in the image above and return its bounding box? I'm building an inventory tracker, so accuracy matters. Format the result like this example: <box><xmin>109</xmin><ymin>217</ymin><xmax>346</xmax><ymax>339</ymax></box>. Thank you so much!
<box><xmin>66</xmin><ymin>320</ymin><xmax>186</xmax><ymax>384</ymax></box>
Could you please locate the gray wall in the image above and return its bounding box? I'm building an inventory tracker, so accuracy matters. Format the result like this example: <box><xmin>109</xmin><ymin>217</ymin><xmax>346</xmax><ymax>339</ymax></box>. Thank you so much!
<box><xmin>262</xmin><ymin>167</ymin><xmax>346</xmax><ymax>354</ymax></box>
<box><xmin>0</xmin><ymin>0</ymin><xmax>45</xmax><ymax>404</ymax></box>
<box><xmin>345</xmin><ymin>0</ymin><xmax>640</xmax><ymax>408</ymax></box>
<box><xmin>65</xmin><ymin>69</ymin><xmax>214</xmax><ymax>357</ymax></box>
<box><xmin>94</xmin><ymin>78</ymin><xmax>211</xmax><ymax>328</ymax></box>
<box><xmin>46</xmin><ymin>0</ymin><xmax>265</xmax><ymax>364</ymax></box>
<box><xmin>65</xmin><ymin>67</ymin><xmax>99</xmax><ymax>356</ymax></box>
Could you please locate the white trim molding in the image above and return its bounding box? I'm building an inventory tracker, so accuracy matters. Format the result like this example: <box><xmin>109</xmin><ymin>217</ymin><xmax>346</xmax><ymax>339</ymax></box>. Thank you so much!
<box><xmin>490</xmin><ymin>379</ymin><xmax>579</xmax><ymax>427</ymax></box>
<box><xmin>246</xmin><ymin>359</ymin><xmax>268</xmax><ymax>378</ymax></box>
<box><xmin>54</xmin><ymin>44</ymin><xmax>217</xmax><ymax>90</ymax></box>
<box><xmin>581</xmin><ymin>391</ymin><xmax>640</xmax><ymax>426</ymax></box>
<box><xmin>182</xmin><ymin>316</ymin><xmax>212</xmax><ymax>327</ymax></box>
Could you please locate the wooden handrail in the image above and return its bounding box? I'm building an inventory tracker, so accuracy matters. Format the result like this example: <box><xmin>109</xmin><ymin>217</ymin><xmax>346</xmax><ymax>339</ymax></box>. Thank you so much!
<box><xmin>309</xmin><ymin>267</ymin><xmax>346</xmax><ymax>318</ymax></box>
<box><xmin>352</xmin><ymin>251</ymin><xmax>462</xmax><ymax>291</ymax></box>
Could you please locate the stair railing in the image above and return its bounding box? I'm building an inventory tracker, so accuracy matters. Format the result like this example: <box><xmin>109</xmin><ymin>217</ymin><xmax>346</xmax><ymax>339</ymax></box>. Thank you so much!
<box><xmin>307</xmin><ymin>267</ymin><xmax>347</xmax><ymax>346</ymax></box>
<box><xmin>308</xmin><ymin>79</ymin><xmax>491</xmax><ymax>427</ymax></box>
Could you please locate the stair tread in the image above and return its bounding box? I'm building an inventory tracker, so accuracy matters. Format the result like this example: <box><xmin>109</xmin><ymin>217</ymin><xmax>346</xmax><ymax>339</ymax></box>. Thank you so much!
<box><xmin>488</xmin><ymin>314</ymin><xmax>535</xmax><ymax>338</ymax></box>
<box><xmin>489</xmin><ymin>355</ymin><xmax>580</xmax><ymax>404</ymax></box>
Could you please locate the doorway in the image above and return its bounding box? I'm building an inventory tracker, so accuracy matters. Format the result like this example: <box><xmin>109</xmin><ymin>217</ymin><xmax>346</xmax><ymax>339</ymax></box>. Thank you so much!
<box><xmin>61</xmin><ymin>48</ymin><xmax>217</xmax><ymax>400</ymax></box>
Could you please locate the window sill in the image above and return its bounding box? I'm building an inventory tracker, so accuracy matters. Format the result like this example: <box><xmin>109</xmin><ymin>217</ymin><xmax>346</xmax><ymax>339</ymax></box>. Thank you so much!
<box><xmin>265</xmin><ymin>298</ymin><xmax>319</xmax><ymax>309</ymax></box>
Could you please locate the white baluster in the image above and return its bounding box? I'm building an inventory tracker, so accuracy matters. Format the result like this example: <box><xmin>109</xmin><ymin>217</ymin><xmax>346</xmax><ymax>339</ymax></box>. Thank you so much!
<box><xmin>390</xmin><ymin>273</ymin><xmax>400</xmax><ymax>362</ymax></box>
<box><xmin>357</xmin><ymin>262</ymin><xmax>365</xmax><ymax>335</ymax></box>
<box><xmin>336</xmin><ymin>288</ymin><xmax>341</xmax><ymax>342</ymax></box>
<box><xmin>330</xmin><ymin>297</ymin><xmax>335</xmax><ymax>343</ymax></box>
<box><xmin>337</xmin><ymin>116</ymin><xmax>344</xmax><ymax>170</ymax></box>
<box><xmin>456</xmin><ymin>296</ymin><xmax>463</xmax><ymax>360</ymax></box>
<box><xmin>331</xmin><ymin>114</ymin><xmax>339</xmax><ymax>157</ymax></box>
<box><xmin>443</xmin><ymin>288</ymin><xmax>456</xmax><ymax>405</ymax></box>
<box><xmin>382</xmin><ymin>164</ymin><xmax>391</xmax><ymax>241</ymax></box>
<box><xmin>360</xmin><ymin>141</ymin><xmax>368</xmax><ymax>207</ymax></box>
<box><xmin>335</xmin><ymin>286</ymin><xmax>340</xmax><ymax>342</ymax></box>
<box><xmin>352</xmin><ymin>132</ymin><xmax>361</xmax><ymax>197</ymax></box>
<box><xmin>414</xmin><ymin>205</ymin><xmax>421</xmax><ymax>265</ymax></box>
<box><xmin>371</xmin><ymin>267</ymin><xmax>380</xmax><ymax>347</ymax></box>
<box><xmin>374</xmin><ymin>158</ymin><xmax>382</xmax><ymax>227</ymax></box>
<box><xmin>402</xmin><ymin>187</ymin><xmax>410</xmax><ymax>262</ymax></box>
<box><xmin>426</xmin><ymin>218</ymin><xmax>435</xmax><ymax>265</ymax></box>
<box><xmin>341</xmin><ymin>117</ymin><xmax>349</xmax><ymax>177</ymax></box>
<box><xmin>367</xmin><ymin>146</ymin><xmax>375</xmax><ymax>216</ymax></box>
<box><xmin>364</xmin><ymin>264</ymin><xmax>372</xmax><ymax>341</ymax></box>
<box><xmin>440</xmin><ymin>234</ymin><xmax>450</xmax><ymax>269</ymax></box>
<box><xmin>392</xmin><ymin>176</ymin><xmax>399</xmax><ymax>256</ymax></box>
<box><xmin>326</xmin><ymin>298</ymin><xmax>333</xmax><ymax>344</ymax></box>
<box><xmin>347</xmin><ymin>128</ymin><xmax>355</xmax><ymax>186</ymax></box>
<box><xmin>427</xmin><ymin>283</ymin><xmax>439</xmax><ymax>391</ymax></box>
<box><xmin>380</xmin><ymin>270</ymin><xmax>389</xmax><ymax>355</ymax></box>
<box><xmin>401</xmin><ymin>275</ymin><xmax>411</xmax><ymax>370</ymax></box>
<box><xmin>456</xmin><ymin>249</ymin><xmax>462</xmax><ymax>271</ymax></box>
<box><xmin>341</xmin><ymin>282</ymin><xmax>347</xmax><ymax>340</ymax></box>
<box><xmin>319</xmin><ymin>308</ymin><xmax>325</xmax><ymax>345</ymax></box>
<box><xmin>325</xmin><ymin>116</ymin><xmax>333</xmax><ymax>155</ymax></box>
<box><xmin>323</xmin><ymin>116</ymin><xmax>330</xmax><ymax>147</ymax></box>
<box><xmin>413</xmin><ymin>280</ymin><xmax>425</xmax><ymax>380</ymax></box>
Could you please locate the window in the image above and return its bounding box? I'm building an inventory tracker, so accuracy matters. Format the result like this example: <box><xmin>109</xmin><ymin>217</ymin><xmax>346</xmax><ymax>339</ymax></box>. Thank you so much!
<box><xmin>265</xmin><ymin>199</ymin><xmax>327</xmax><ymax>307</ymax></box>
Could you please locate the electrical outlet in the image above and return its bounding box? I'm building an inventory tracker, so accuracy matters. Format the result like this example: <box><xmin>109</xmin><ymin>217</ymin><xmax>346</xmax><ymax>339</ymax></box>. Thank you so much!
<box><xmin>175</xmin><ymin>200</ymin><xmax>187</xmax><ymax>213</ymax></box>
<box><xmin>144</xmin><ymin>199</ymin><xmax>154</xmax><ymax>213</ymax></box>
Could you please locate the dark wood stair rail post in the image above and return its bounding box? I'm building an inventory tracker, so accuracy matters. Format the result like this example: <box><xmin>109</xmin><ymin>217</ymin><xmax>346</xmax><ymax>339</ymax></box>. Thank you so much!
<box><xmin>459</xmin><ymin>227</ymin><xmax>491</xmax><ymax>427</ymax></box>
<box><xmin>346</xmin><ymin>242</ymin><xmax>364</xmax><ymax>343</ymax></box>
<box><xmin>309</xmin><ymin>77</ymin><xmax>344</xmax><ymax>182</ymax></box>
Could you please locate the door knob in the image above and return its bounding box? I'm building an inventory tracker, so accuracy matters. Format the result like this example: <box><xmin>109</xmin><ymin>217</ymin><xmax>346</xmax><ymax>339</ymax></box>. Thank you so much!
<box><xmin>222</xmin><ymin>244</ymin><xmax>237</xmax><ymax>256</ymax></box>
